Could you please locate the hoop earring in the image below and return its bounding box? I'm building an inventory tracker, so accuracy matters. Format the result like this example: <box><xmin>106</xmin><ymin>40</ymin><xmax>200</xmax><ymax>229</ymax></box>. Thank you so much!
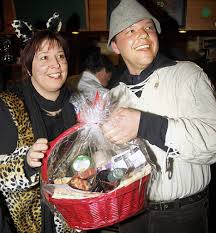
<box><xmin>27</xmin><ymin>70</ymin><xmax>31</xmax><ymax>77</ymax></box>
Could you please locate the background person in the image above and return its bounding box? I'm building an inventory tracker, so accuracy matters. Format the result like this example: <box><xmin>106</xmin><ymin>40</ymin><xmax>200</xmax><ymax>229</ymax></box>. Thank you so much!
<box><xmin>0</xmin><ymin>13</ymin><xmax>77</xmax><ymax>233</ymax></box>
<box><xmin>102</xmin><ymin>0</ymin><xmax>216</xmax><ymax>233</ymax></box>
<box><xmin>77</xmin><ymin>51</ymin><xmax>113</xmax><ymax>100</ymax></box>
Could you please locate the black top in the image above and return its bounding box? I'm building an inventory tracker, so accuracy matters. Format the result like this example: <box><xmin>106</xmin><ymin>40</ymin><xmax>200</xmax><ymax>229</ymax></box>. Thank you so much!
<box><xmin>0</xmin><ymin>80</ymin><xmax>77</xmax><ymax>233</ymax></box>
<box><xmin>0</xmin><ymin>96</ymin><xmax>76</xmax><ymax>154</ymax></box>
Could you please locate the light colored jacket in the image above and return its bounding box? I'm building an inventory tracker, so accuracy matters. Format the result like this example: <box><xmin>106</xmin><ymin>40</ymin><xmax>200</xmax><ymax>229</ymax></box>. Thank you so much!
<box><xmin>78</xmin><ymin>71</ymin><xmax>108</xmax><ymax>100</ymax></box>
<box><xmin>110</xmin><ymin>61</ymin><xmax>216</xmax><ymax>201</ymax></box>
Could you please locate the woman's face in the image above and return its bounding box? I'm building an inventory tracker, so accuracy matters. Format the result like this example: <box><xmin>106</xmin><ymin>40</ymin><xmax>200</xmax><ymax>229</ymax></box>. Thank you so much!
<box><xmin>31</xmin><ymin>39</ymin><xmax>68</xmax><ymax>101</ymax></box>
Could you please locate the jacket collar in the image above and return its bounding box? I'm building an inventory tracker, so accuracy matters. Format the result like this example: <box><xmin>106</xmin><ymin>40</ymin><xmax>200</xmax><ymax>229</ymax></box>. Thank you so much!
<box><xmin>81</xmin><ymin>71</ymin><xmax>101</xmax><ymax>85</ymax></box>
<box><xmin>122</xmin><ymin>53</ymin><xmax>177</xmax><ymax>85</ymax></box>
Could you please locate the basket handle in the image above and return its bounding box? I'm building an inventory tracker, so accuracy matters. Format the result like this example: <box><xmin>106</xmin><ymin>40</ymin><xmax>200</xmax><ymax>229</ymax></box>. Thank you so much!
<box><xmin>41</xmin><ymin>123</ymin><xmax>83</xmax><ymax>182</ymax></box>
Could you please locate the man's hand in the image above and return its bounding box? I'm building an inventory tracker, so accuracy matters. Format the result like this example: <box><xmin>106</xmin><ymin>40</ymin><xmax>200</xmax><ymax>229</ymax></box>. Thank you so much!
<box><xmin>102</xmin><ymin>107</ymin><xmax>141</xmax><ymax>144</ymax></box>
<box><xmin>27</xmin><ymin>138</ymin><xmax>48</xmax><ymax>168</ymax></box>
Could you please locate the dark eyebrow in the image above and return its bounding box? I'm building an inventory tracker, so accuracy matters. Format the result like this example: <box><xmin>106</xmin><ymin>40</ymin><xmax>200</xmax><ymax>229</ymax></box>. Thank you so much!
<box><xmin>37</xmin><ymin>49</ymin><xmax>64</xmax><ymax>56</ymax></box>
<box><xmin>37</xmin><ymin>51</ymin><xmax>48</xmax><ymax>56</ymax></box>
<box><xmin>56</xmin><ymin>50</ymin><xmax>65</xmax><ymax>53</ymax></box>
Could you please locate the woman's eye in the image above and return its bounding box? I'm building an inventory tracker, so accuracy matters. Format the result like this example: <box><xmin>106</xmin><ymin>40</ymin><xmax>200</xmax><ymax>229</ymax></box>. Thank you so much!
<box><xmin>58</xmin><ymin>54</ymin><xmax>66</xmax><ymax>59</ymax></box>
<box><xmin>40</xmin><ymin>56</ymin><xmax>47</xmax><ymax>61</ymax></box>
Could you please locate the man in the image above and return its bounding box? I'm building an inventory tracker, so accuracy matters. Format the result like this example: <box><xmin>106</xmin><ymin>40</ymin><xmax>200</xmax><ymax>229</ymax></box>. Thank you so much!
<box><xmin>77</xmin><ymin>51</ymin><xmax>113</xmax><ymax>100</ymax></box>
<box><xmin>102</xmin><ymin>0</ymin><xmax>216</xmax><ymax>232</ymax></box>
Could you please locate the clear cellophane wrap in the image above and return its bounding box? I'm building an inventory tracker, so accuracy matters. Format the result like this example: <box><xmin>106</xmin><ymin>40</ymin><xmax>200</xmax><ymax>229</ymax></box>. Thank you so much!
<box><xmin>42</xmin><ymin>93</ymin><xmax>155</xmax><ymax>200</ymax></box>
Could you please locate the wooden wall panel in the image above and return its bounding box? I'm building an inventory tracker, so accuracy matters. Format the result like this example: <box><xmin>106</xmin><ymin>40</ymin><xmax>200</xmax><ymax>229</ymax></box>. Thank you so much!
<box><xmin>2</xmin><ymin>0</ymin><xmax>16</xmax><ymax>33</ymax></box>
<box><xmin>88</xmin><ymin>0</ymin><xmax>107</xmax><ymax>31</ymax></box>
<box><xmin>186</xmin><ymin>0</ymin><xmax>216</xmax><ymax>30</ymax></box>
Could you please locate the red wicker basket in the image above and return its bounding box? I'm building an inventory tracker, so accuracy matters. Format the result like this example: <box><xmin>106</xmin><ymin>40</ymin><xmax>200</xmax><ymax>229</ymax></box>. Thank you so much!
<box><xmin>41</xmin><ymin>124</ymin><xmax>150</xmax><ymax>230</ymax></box>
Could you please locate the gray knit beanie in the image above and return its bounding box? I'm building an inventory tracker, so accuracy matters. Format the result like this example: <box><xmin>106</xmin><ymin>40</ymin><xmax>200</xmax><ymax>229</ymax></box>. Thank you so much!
<box><xmin>107</xmin><ymin>0</ymin><xmax>161</xmax><ymax>50</ymax></box>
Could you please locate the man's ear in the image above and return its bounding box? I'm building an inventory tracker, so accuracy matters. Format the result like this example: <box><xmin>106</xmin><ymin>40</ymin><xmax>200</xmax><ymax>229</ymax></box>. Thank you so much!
<box><xmin>96</xmin><ymin>68</ymin><xmax>106</xmax><ymax>79</ymax></box>
<box><xmin>111</xmin><ymin>41</ymin><xmax>120</xmax><ymax>55</ymax></box>
<box><xmin>96</xmin><ymin>69</ymin><xmax>104</xmax><ymax>79</ymax></box>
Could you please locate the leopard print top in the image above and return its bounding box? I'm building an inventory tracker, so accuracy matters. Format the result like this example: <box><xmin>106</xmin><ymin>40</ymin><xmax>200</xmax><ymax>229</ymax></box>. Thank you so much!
<box><xmin>0</xmin><ymin>92</ymin><xmax>75</xmax><ymax>233</ymax></box>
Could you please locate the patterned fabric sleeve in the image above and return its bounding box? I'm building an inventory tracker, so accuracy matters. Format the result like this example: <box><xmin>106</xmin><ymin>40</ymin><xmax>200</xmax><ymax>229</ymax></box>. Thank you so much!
<box><xmin>0</xmin><ymin>146</ymin><xmax>39</xmax><ymax>193</ymax></box>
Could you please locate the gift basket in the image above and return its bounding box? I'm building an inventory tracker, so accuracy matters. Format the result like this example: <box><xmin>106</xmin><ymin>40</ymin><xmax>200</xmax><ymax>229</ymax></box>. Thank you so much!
<box><xmin>41</xmin><ymin>93</ymin><xmax>153</xmax><ymax>230</ymax></box>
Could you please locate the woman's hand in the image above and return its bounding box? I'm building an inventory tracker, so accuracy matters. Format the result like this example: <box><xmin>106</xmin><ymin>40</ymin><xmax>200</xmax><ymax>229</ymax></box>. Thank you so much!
<box><xmin>102</xmin><ymin>107</ymin><xmax>141</xmax><ymax>144</ymax></box>
<box><xmin>27</xmin><ymin>138</ymin><xmax>48</xmax><ymax>168</ymax></box>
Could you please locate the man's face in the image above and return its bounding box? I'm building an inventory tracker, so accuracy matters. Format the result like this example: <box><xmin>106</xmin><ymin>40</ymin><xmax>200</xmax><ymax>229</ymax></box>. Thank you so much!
<box><xmin>111</xmin><ymin>19</ymin><xmax>159</xmax><ymax>75</ymax></box>
<box><xmin>96</xmin><ymin>68</ymin><xmax>112</xmax><ymax>87</ymax></box>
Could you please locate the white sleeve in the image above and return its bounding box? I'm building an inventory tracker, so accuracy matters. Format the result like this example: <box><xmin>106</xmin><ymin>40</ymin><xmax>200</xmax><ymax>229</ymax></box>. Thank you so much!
<box><xmin>165</xmin><ymin>69</ymin><xmax>216</xmax><ymax>164</ymax></box>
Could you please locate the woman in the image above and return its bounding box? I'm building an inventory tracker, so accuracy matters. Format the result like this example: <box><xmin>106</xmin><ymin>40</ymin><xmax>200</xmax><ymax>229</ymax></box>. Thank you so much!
<box><xmin>0</xmin><ymin>13</ymin><xmax>77</xmax><ymax>233</ymax></box>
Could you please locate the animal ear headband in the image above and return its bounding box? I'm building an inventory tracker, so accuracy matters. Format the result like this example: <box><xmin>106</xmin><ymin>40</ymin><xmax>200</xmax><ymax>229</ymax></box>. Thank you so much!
<box><xmin>11</xmin><ymin>12</ymin><xmax>62</xmax><ymax>43</ymax></box>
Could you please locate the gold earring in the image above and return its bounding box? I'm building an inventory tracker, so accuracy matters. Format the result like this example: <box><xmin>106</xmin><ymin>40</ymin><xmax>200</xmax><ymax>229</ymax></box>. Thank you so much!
<box><xmin>27</xmin><ymin>70</ymin><xmax>31</xmax><ymax>77</ymax></box>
